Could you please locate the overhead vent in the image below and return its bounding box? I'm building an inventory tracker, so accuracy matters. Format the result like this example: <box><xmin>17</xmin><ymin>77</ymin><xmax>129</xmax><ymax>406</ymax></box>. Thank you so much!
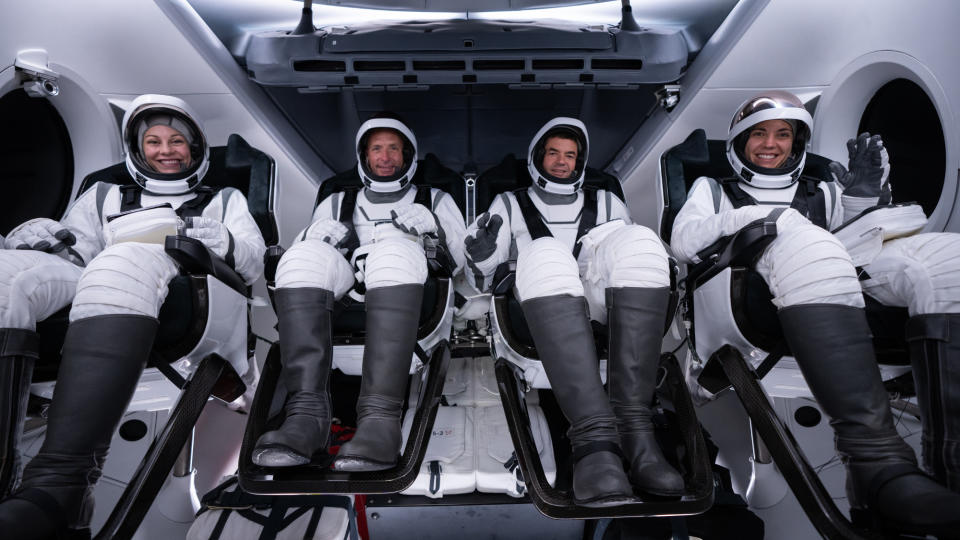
<box><xmin>293</xmin><ymin>60</ymin><xmax>347</xmax><ymax>72</ymax></box>
<box><xmin>473</xmin><ymin>59</ymin><xmax>525</xmax><ymax>71</ymax></box>
<box><xmin>591</xmin><ymin>59</ymin><xmax>643</xmax><ymax>70</ymax></box>
<box><xmin>412</xmin><ymin>60</ymin><xmax>466</xmax><ymax>70</ymax></box>
<box><xmin>353</xmin><ymin>60</ymin><xmax>406</xmax><ymax>71</ymax></box>
<box><xmin>531</xmin><ymin>59</ymin><xmax>583</xmax><ymax>70</ymax></box>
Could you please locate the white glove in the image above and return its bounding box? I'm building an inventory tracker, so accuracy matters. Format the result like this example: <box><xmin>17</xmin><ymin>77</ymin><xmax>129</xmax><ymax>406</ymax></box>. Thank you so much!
<box><xmin>391</xmin><ymin>203</ymin><xmax>438</xmax><ymax>236</ymax></box>
<box><xmin>302</xmin><ymin>218</ymin><xmax>349</xmax><ymax>247</ymax></box>
<box><xmin>5</xmin><ymin>218</ymin><xmax>77</xmax><ymax>253</ymax></box>
<box><xmin>183</xmin><ymin>216</ymin><xmax>232</xmax><ymax>259</ymax></box>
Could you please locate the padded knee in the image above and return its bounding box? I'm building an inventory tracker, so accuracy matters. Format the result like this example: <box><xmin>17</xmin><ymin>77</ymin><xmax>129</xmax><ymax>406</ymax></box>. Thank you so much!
<box><xmin>593</xmin><ymin>224</ymin><xmax>670</xmax><ymax>289</ymax></box>
<box><xmin>275</xmin><ymin>240</ymin><xmax>355</xmax><ymax>297</ymax></box>
<box><xmin>864</xmin><ymin>233</ymin><xmax>960</xmax><ymax>316</ymax></box>
<box><xmin>0</xmin><ymin>251</ymin><xmax>82</xmax><ymax>330</ymax></box>
<box><xmin>364</xmin><ymin>238</ymin><xmax>428</xmax><ymax>290</ymax></box>
<box><xmin>516</xmin><ymin>237</ymin><xmax>583</xmax><ymax>302</ymax></box>
<box><xmin>756</xmin><ymin>223</ymin><xmax>863</xmax><ymax>308</ymax></box>
<box><xmin>70</xmin><ymin>243</ymin><xmax>179</xmax><ymax>321</ymax></box>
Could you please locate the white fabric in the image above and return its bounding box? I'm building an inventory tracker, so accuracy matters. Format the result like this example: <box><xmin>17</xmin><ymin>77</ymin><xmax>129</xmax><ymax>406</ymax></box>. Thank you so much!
<box><xmin>391</xmin><ymin>203</ymin><xmax>438</xmax><ymax>236</ymax></box>
<box><xmin>290</xmin><ymin>185</ymin><xmax>466</xmax><ymax>295</ymax></box>
<box><xmin>861</xmin><ymin>233</ymin><xmax>960</xmax><ymax>316</ymax></box>
<box><xmin>673</xmin><ymin>176</ymin><xmax>863</xmax><ymax>307</ymax></box>
<box><xmin>467</xmin><ymin>186</ymin><xmax>631</xmax><ymax>292</ymax></box>
<box><xmin>274</xmin><ymin>240</ymin><xmax>355</xmax><ymax>297</ymax></box>
<box><xmin>301</xmin><ymin>217</ymin><xmax>348</xmax><ymax>246</ymax></box>
<box><xmin>364</xmin><ymin>237</ymin><xmax>428</xmax><ymax>289</ymax></box>
<box><xmin>5</xmin><ymin>218</ymin><xmax>71</xmax><ymax>250</ymax></box>
<box><xmin>515</xmin><ymin>237</ymin><xmax>584</xmax><ymax>302</ymax></box>
<box><xmin>841</xmin><ymin>194</ymin><xmax>880</xmax><ymax>222</ymax></box>
<box><xmin>0</xmin><ymin>251</ymin><xmax>82</xmax><ymax>330</ymax></box>
<box><xmin>70</xmin><ymin>243</ymin><xmax>181</xmax><ymax>321</ymax></box>
<box><xmin>104</xmin><ymin>205</ymin><xmax>180</xmax><ymax>246</ymax></box>
<box><xmin>400</xmin><ymin>405</ymin><xmax>476</xmax><ymax>498</ymax></box>
<box><xmin>183</xmin><ymin>216</ymin><xmax>231</xmax><ymax>259</ymax></box>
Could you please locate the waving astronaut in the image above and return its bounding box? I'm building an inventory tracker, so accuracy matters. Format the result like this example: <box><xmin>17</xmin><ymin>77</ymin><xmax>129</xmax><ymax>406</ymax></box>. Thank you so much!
<box><xmin>464</xmin><ymin>117</ymin><xmax>683</xmax><ymax>507</ymax></box>
<box><xmin>252</xmin><ymin>114</ymin><xmax>466</xmax><ymax>472</ymax></box>
<box><xmin>0</xmin><ymin>94</ymin><xmax>265</xmax><ymax>540</ymax></box>
<box><xmin>671</xmin><ymin>90</ymin><xmax>960</xmax><ymax>533</ymax></box>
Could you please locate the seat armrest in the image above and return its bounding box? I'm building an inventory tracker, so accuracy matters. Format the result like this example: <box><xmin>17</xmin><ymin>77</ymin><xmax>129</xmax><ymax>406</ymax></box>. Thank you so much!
<box><xmin>263</xmin><ymin>245</ymin><xmax>285</xmax><ymax>285</ymax></box>
<box><xmin>165</xmin><ymin>235</ymin><xmax>249</xmax><ymax>296</ymax></box>
<box><xmin>685</xmin><ymin>219</ymin><xmax>778</xmax><ymax>290</ymax></box>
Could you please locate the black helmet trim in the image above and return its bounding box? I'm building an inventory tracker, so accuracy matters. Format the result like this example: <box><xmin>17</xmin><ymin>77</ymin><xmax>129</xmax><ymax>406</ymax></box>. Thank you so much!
<box><xmin>726</xmin><ymin>91</ymin><xmax>813</xmax><ymax>189</ymax></box>
<box><xmin>122</xmin><ymin>94</ymin><xmax>209</xmax><ymax>195</ymax></box>
<box><xmin>527</xmin><ymin>117</ymin><xmax>588</xmax><ymax>195</ymax></box>
<box><xmin>355</xmin><ymin>118</ymin><xmax>418</xmax><ymax>193</ymax></box>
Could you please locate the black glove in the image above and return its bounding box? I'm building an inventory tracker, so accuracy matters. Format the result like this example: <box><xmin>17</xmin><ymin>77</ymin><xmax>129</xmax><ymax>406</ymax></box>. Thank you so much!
<box><xmin>464</xmin><ymin>212</ymin><xmax>503</xmax><ymax>263</ymax></box>
<box><xmin>828</xmin><ymin>132</ymin><xmax>890</xmax><ymax>199</ymax></box>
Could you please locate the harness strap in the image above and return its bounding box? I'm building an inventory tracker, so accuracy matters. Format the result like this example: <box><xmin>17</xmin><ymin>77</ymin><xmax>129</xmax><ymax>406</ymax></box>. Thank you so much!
<box><xmin>719</xmin><ymin>176</ymin><xmax>827</xmax><ymax>229</ymax></box>
<box><xmin>117</xmin><ymin>184</ymin><xmax>217</xmax><ymax>220</ymax></box>
<box><xmin>512</xmin><ymin>187</ymin><xmax>598</xmax><ymax>259</ymax></box>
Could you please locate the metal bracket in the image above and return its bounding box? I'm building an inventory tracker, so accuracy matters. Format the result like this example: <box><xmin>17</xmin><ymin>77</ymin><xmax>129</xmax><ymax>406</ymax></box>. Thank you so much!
<box><xmin>15</xmin><ymin>49</ymin><xmax>60</xmax><ymax>97</ymax></box>
<box><xmin>655</xmin><ymin>84</ymin><xmax>681</xmax><ymax>112</ymax></box>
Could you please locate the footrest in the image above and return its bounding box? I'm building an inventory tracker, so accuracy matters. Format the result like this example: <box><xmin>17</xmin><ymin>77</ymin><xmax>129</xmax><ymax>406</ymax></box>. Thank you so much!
<box><xmin>238</xmin><ymin>341</ymin><xmax>451</xmax><ymax>495</ymax></box>
<box><xmin>713</xmin><ymin>344</ymin><xmax>873</xmax><ymax>540</ymax></box>
<box><xmin>493</xmin><ymin>354</ymin><xmax>714</xmax><ymax>519</ymax></box>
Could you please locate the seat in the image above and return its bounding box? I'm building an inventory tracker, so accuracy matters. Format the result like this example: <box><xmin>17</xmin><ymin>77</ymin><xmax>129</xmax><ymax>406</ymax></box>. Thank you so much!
<box><xmin>239</xmin><ymin>153</ymin><xmax>462</xmax><ymax>495</ymax></box>
<box><xmin>478</xmin><ymin>154</ymin><xmax>715</xmax><ymax>519</ymax></box>
<box><xmin>660</xmin><ymin>129</ymin><xmax>914</xmax><ymax>539</ymax></box>
<box><xmin>22</xmin><ymin>133</ymin><xmax>278</xmax><ymax>540</ymax></box>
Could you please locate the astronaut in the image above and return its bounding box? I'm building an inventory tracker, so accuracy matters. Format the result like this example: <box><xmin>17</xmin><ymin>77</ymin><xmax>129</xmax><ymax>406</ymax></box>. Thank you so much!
<box><xmin>464</xmin><ymin>117</ymin><xmax>683</xmax><ymax>507</ymax></box>
<box><xmin>0</xmin><ymin>94</ymin><xmax>266</xmax><ymax>539</ymax></box>
<box><xmin>671</xmin><ymin>90</ymin><xmax>960</xmax><ymax>532</ymax></box>
<box><xmin>252</xmin><ymin>114</ymin><xmax>466</xmax><ymax>472</ymax></box>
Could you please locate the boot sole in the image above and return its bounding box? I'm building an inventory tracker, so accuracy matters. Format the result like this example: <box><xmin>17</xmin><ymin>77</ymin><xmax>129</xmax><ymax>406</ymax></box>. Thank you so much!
<box><xmin>252</xmin><ymin>446</ymin><xmax>311</xmax><ymax>468</ymax></box>
<box><xmin>573</xmin><ymin>493</ymin><xmax>639</xmax><ymax>508</ymax></box>
<box><xmin>331</xmin><ymin>455</ymin><xmax>397</xmax><ymax>472</ymax></box>
<box><xmin>850</xmin><ymin>507</ymin><xmax>960</xmax><ymax>540</ymax></box>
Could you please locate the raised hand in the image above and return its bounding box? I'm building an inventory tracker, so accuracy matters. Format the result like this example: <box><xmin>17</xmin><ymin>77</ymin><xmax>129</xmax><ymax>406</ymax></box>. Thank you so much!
<box><xmin>829</xmin><ymin>132</ymin><xmax>890</xmax><ymax>199</ymax></box>
<box><xmin>464</xmin><ymin>212</ymin><xmax>503</xmax><ymax>263</ymax></box>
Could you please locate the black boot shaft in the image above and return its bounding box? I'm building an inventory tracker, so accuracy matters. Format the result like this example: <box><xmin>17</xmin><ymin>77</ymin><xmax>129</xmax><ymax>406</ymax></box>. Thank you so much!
<box><xmin>358</xmin><ymin>284</ymin><xmax>423</xmax><ymax>402</ymax></box>
<box><xmin>274</xmin><ymin>287</ymin><xmax>335</xmax><ymax>395</ymax></box>
<box><xmin>0</xmin><ymin>328</ymin><xmax>39</xmax><ymax>497</ymax></box>
<box><xmin>606</xmin><ymin>287</ymin><xmax>670</xmax><ymax>409</ymax></box>
<box><xmin>907</xmin><ymin>313</ymin><xmax>960</xmax><ymax>491</ymax></box>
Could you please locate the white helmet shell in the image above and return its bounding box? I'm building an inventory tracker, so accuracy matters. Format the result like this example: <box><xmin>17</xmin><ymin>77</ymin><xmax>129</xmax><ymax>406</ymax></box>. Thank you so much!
<box><xmin>726</xmin><ymin>91</ymin><xmax>813</xmax><ymax>189</ymax></box>
<box><xmin>122</xmin><ymin>94</ymin><xmax>209</xmax><ymax>195</ymax></box>
<box><xmin>527</xmin><ymin>117</ymin><xmax>589</xmax><ymax>195</ymax></box>
<box><xmin>355</xmin><ymin>117</ymin><xmax>418</xmax><ymax>193</ymax></box>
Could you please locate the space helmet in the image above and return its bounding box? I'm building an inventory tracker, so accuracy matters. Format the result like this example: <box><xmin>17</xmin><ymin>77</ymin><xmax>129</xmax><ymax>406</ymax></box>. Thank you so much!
<box><xmin>527</xmin><ymin>117</ymin><xmax>588</xmax><ymax>195</ymax></box>
<box><xmin>726</xmin><ymin>90</ymin><xmax>813</xmax><ymax>188</ymax></box>
<box><xmin>355</xmin><ymin>113</ymin><xmax>418</xmax><ymax>193</ymax></box>
<box><xmin>122</xmin><ymin>94</ymin><xmax>209</xmax><ymax>195</ymax></box>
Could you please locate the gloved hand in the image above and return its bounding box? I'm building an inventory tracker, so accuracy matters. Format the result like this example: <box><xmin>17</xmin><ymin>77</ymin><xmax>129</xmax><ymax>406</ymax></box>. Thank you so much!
<box><xmin>464</xmin><ymin>212</ymin><xmax>503</xmax><ymax>263</ymax></box>
<box><xmin>5</xmin><ymin>218</ymin><xmax>76</xmax><ymax>253</ymax></box>
<box><xmin>391</xmin><ymin>203</ymin><xmax>438</xmax><ymax>236</ymax></box>
<box><xmin>829</xmin><ymin>132</ymin><xmax>890</xmax><ymax>199</ymax></box>
<box><xmin>303</xmin><ymin>218</ymin><xmax>349</xmax><ymax>247</ymax></box>
<box><xmin>183</xmin><ymin>216</ymin><xmax>232</xmax><ymax>259</ymax></box>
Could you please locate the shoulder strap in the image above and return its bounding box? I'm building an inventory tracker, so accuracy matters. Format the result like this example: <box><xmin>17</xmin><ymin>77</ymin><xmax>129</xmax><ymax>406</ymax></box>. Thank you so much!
<box><xmin>718</xmin><ymin>177</ymin><xmax>757</xmax><ymax>209</ymax></box>
<box><xmin>572</xmin><ymin>187</ymin><xmax>598</xmax><ymax>259</ymax></box>
<box><xmin>95</xmin><ymin>182</ymin><xmax>113</xmax><ymax>222</ymax></box>
<box><xmin>338</xmin><ymin>187</ymin><xmax>361</xmax><ymax>255</ymax></box>
<box><xmin>790</xmin><ymin>176</ymin><xmax>827</xmax><ymax>229</ymax></box>
<box><xmin>513</xmin><ymin>188</ymin><xmax>552</xmax><ymax>240</ymax></box>
<box><xmin>119</xmin><ymin>184</ymin><xmax>142</xmax><ymax>212</ymax></box>
<box><xmin>175</xmin><ymin>186</ymin><xmax>217</xmax><ymax>220</ymax></box>
<box><xmin>414</xmin><ymin>185</ymin><xmax>432</xmax><ymax>208</ymax></box>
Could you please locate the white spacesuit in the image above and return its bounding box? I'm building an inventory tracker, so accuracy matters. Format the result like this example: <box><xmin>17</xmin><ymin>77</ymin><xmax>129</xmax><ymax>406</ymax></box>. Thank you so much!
<box><xmin>252</xmin><ymin>115</ymin><xmax>466</xmax><ymax>472</ymax></box>
<box><xmin>671</xmin><ymin>91</ymin><xmax>960</xmax><ymax>533</ymax></box>
<box><xmin>464</xmin><ymin>117</ymin><xmax>682</xmax><ymax>507</ymax></box>
<box><xmin>0</xmin><ymin>94</ymin><xmax>265</xmax><ymax>539</ymax></box>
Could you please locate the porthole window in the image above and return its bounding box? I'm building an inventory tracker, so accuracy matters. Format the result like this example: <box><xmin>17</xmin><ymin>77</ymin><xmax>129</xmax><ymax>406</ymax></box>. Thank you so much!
<box><xmin>858</xmin><ymin>79</ymin><xmax>945</xmax><ymax>217</ymax></box>
<box><xmin>0</xmin><ymin>89</ymin><xmax>74</xmax><ymax>235</ymax></box>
